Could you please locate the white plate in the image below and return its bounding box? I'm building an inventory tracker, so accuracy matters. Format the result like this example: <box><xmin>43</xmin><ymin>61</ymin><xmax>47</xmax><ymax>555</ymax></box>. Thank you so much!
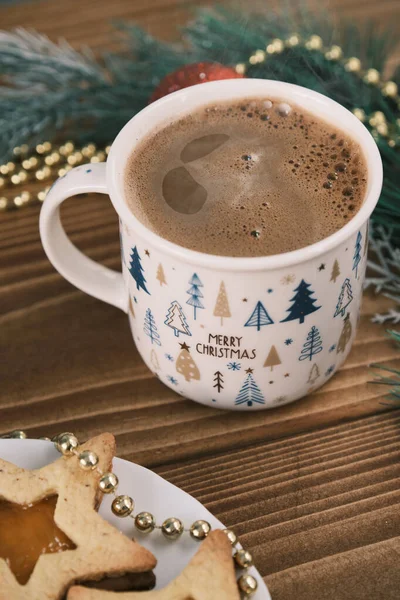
<box><xmin>0</xmin><ymin>440</ymin><xmax>270</xmax><ymax>599</ymax></box>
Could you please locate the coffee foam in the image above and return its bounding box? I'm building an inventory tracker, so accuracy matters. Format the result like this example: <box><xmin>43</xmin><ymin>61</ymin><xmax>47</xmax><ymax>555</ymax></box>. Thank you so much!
<box><xmin>124</xmin><ymin>97</ymin><xmax>367</xmax><ymax>257</ymax></box>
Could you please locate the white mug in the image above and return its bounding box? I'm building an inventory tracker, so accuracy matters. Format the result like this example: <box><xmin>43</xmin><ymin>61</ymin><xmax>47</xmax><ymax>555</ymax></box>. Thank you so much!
<box><xmin>40</xmin><ymin>79</ymin><xmax>382</xmax><ymax>410</ymax></box>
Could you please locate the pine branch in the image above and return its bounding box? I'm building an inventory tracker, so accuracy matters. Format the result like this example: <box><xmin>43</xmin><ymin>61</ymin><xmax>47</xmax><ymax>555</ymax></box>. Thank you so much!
<box><xmin>371</xmin><ymin>330</ymin><xmax>400</xmax><ymax>404</ymax></box>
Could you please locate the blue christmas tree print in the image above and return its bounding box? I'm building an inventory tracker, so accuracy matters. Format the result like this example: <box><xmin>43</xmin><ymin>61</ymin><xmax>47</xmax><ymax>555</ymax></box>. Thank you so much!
<box><xmin>164</xmin><ymin>301</ymin><xmax>191</xmax><ymax>337</ymax></box>
<box><xmin>186</xmin><ymin>273</ymin><xmax>204</xmax><ymax>320</ymax></box>
<box><xmin>334</xmin><ymin>278</ymin><xmax>353</xmax><ymax>317</ymax></box>
<box><xmin>143</xmin><ymin>308</ymin><xmax>161</xmax><ymax>346</ymax></box>
<box><xmin>129</xmin><ymin>246</ymin><xmax>150</xmax><ymax>294</ymax></box>
<box><xmin>244</xmin><ymin>301</ymin><xmax>274</xmax><ymax>331</ymax></box>
<box><xmin>352</xmin><ymin>231</ymin><xmax>362</xmax><ymax>278</ymax></box>
<box><xmin>281</xmin><ymin>279</ymin><xmax>320</xmax><ymax>324</ymax></box>
<box><xmin>235</xmin><ymin>371</ymin><xmax>265</xmax><ymax>407</ymax></box>
<box><xmin>299</xmin><ymin>326</ymin><xmax>323</xmax><ymax>361</ymax></box>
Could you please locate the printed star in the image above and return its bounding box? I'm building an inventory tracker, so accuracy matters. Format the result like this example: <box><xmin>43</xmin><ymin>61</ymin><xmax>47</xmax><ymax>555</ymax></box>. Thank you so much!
<box><xmin>179</xmin><ymin>342</ymin><xmax>190</xmax><ymax>351</ymax></box>
<box><xmin>284</xmin><ymin>373</ymin><xmax>290</xmax><ymax>378</ymax></box>
<box><xmin>242</xmin><ymin>298</ymin><xmax>248</xmax><ymax>302</ymax></box>
<box><xmin>318</xmin><ymin>263</ymin><xmax>326</xmax><ymax>271</ymax></box>
<box><xmin>0</xmin><ymin>434</ymin><xmax>155</xmax><ymax>598</ymax></box>
<box><xmin>245</xmin><ymin>367</ymin><xmax>254</xmax><ymax>374</ymax></box>
<box><xmin>167</xmin><ymin>375</ymin><xmax>178</xmax><ymax>385</ymax></box>
<box><xmin>85</xmin><ymin>168</ymin><xmax>92</xmax><ymax>173</ymax></box>
<box><xmin>267</xmin><ymin>288</ymin><xmax>273</xmax><ymax>293</ymax></box>
<box><xmin>144</xmin><ymin>249</ymin><xmax>150</xmax><ymax>257</ymax></box>
<box><xmin>269</xmin><ymin>381</ymin><xmax>274</xmax><ymax>384</ymax></box>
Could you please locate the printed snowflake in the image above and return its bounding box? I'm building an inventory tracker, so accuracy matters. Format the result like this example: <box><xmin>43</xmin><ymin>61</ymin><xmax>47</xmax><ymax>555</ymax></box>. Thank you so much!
<box><xmin>167</xmin><ymin>375</ymin><xmax>178</xmax><ymax>385</ymax></box>
<box><xmin>267</xmin><ymin>288</ymin><xmax>273</xmax><ymax>293</ymax></box>
<box><xmin>329</xmin><ymin>344</ymin><xmax>336</xmax><ymax>352</ymax></box>
<box><xmin>325</xmin><ymin>365</ymin><xmax>335</xmax><ymax>377</ymax></box>
<box><xmin>165</xmin><ymin>353</ymin><xmax>174</xmax><ymax>362</ymax></box>
<box><xmin>227</xmin><ymin>362</ymin><xmax>241</xmax><ymax>371</ymax></box>
<box><xmin>281</xmin><ymin>274</ymin><xmax>295</xmax><ymax>285</ymax></box>
<box><xmin>284</xmin><ymin>338</ymin><xmax>293</xmax><ymax>345</ymax></box>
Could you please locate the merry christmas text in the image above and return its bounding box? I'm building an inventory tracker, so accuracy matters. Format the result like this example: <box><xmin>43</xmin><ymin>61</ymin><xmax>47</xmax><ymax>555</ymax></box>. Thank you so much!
<box><xmin>196</xmin><ymin>334</ymin><xmax>257</xmax><ymax>360</ymax></box>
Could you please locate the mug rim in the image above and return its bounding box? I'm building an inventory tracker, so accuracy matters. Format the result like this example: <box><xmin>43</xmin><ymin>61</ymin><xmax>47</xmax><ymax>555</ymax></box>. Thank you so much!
<box><xmin>107</xmin><ymin>78</ymin><xmax>383</xmax><ymax>271</ymax></box>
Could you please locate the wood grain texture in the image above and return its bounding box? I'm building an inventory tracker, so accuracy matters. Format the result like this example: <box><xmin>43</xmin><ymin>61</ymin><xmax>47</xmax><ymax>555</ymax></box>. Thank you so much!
<box><xmin>0</xmin><ymin>1</ymin><xmax>399</xmax><ymax>599</ymax></box>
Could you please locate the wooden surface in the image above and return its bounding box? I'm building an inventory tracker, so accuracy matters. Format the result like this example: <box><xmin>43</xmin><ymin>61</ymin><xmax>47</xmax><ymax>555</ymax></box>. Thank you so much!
<box><xmin>1</xmin><ymin>1</ymin><xmax>400</xmax><ymax>598</ymax></box>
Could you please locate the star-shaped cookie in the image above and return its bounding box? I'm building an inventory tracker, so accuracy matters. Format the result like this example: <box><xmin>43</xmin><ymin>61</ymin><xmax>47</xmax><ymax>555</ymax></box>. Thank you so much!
<box><xmin>68</xmin><ymin>530</ymin><xmax>240</xmax><ymax>600</ymax></box>
<box><xmin>0</xmin><ymin>433</ymin><xmax>156</xmax><ymax>600</ymax></box>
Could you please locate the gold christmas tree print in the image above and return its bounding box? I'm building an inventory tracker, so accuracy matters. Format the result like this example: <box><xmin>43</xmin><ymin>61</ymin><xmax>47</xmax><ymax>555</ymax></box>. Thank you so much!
<box><xmin>330</xmin><ymin>259</ymin><xmax>340</xmax><ymax>283</ymax></box>
<box><xmin>308</xmin><ymin>363</ymin><xmax>320</xmax><ymax>384</ymax></box>
<box><xmin>176</xmin><ymin>342</ymin><xmax>200</xmax><ymax>382</ymax></box>
<box><xmin>337</xmin><ymin>313</ymin><xmax>352</xmax><ymax>353</ymax></box>
<box><xmin>150</xmin><ymin>349</ymin><xmax>160</xmax><ymax>370</ymax></box>
<box><xmin>213</xmin><ymin>281</ymin><xmax>231</xmax><ymax>325</ymax></box>
<box><xmin>128</xmin><ymin>296</ymin><xmax>135</xmax><ymax>318</ymax></box>
<box><xmin>156</xmin><ymin>263</ymin><xmax>167</xmax><ymax>286</ymax></box>
<box><xmin>263</xmin><ymin>345</ymin><xmax>281</xmax><ymax>371</ymax></box>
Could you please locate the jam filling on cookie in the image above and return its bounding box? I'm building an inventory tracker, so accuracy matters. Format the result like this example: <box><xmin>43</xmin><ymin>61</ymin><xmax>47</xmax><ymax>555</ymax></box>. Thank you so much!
<box><xmin>0</xmin><ymin>495</ymin><xmax>76</xmax><ymax>584</ymax></box>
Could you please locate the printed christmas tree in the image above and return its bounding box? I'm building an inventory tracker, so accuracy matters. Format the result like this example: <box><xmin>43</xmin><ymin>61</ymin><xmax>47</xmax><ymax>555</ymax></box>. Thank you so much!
<box><xmin>213</xmin><ymin>371</ymin><xmax>224</xmax><ymax>393</ymax></box>
<box><xmin>150</xmin><ymin>349</ymin><xmax>160</xmax><ymax>370</ymax></box>
<box><xmin>235</xmin><ymin>371</ymin><xmax>265</xmax><ymax>407</ymax></box>
<box><xmin>264</xmin><ymin>345</ymin><xmax>281</xmax><ymax>371</ymax></box>
<box><xmin>186</xmin><ymin>273</ymin><xmax>204</xmax><ymax>320</ymax></box>
<box><xmin>281</xmin><ymin>279</ymin><xmax>320</xmax><ymax>324</ymax></box>
<box><xmin>353</xmin><ymin>231</ymin><xmax>362</xmax><ymax>278</ymax></box>
<box><xmin>165</xmin><ymin>301</ymin><xmax>191</xmax><ymax>337</ymax></box>
<box><xmin>245</xmin><ymin>301</ymin><xmax>274</xmax><ymax>331</ymax></box>
<box><xmin>213</xmin><ymin>281</ymin><xmax>231</xmax><ymax>325</ymax></box>
<box><xmin>129</xmin><ymin>246</ymin><xmax>150</xmax><ymax>294</ymax></box>
<box><xmin>299</xmin><ymin>326</ymin><xmax>323</xmax><ymax>361</ymax></box>
<box><xmin>156</xmin><ymin>263</ymin><xmax>167</xmax><ymax>286</ymax></box>
<box><xmin>308</xmin><ymin>363</ymin><xmax>320</xmax><ymax>384</ymax></box>
<box><xmin>337</xmin><ymin>313</ymin><xmax>352</xmax><ymax>353</ymax></box>
<box><xmin>176</xmin><ymin>342</ymin><xmax>200</xmax><ymax>382</ymax></box>
<box><xmin>334</xmin><ymin>278</ymin><xmax>353</xmax><ymax>317</ymax></box>
<box><xmin>330</xmin><ymin>259</ymin><xmax>340</xmax><ymax>283</ymax></box>
<box><xmin>143</xmin><ymin>308</ymin><xmax>161</xmax><ymax>346</ymax></box>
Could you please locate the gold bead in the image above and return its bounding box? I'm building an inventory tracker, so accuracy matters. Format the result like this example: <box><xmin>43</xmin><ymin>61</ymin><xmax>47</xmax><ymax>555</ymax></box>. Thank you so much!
<box><xmin>13</xmin><ymin>146</ymin><xmax>22</xmax><ymax>157</ymax></box>
<box><xmin>305</xmin><ymin>35</ymin><xmax>323</xmax><ymax>50</ymax></box>
<box><xmin>11</xmin><ymin>174</ymin><xmax>20</xmax><ymax>185</ymax></box>
<box><xmin>249</xmin><ymin>49</ymin><xmax>266</xmax><ymax>65</ymax></box>
<box><xmin>99</xmin><ymin>472</ymin><xmax>119</xmax><ymax>493</ymax></box>
<box><xmin>382</xmin><ymin>80</ymin><xmax>398</xmax><ymax>98</ymax></box>
<box><xmin>105</xmin><ymin>145</ymin><xmax>111</xmax><ymax>155</ymax></box>
<box><xmin>21</xmin><ymin>191</ymin><xmax>31</xmax><ymax>203</ymax></box>
<box><xmin>369</xmin><ymin>111</ymin><xmax>386</xmax><ymax>126</ymax></box>
<box><xmin>39</xmin><ymin>436</ymin><xmax>52</xmax><ymax>441</ymax></box>
<box><xmin>45</xmin><ymin>152</ymin><xmax>60</xmax><ymax>166</ymax></box>
<box><xmin>234</xmin><ymin>548</ymin><xmax>254</xmax><ymax>568</ymax></box>
<box><xmin>36</xmin><ymin>142</ymin><xmax>51</xmax><ymax>155</ymax></box>
<box><xmin>0</xmin><ymin>197</ymin><xmax>8</xmax><ymax>211</ymax></box>
<box><xmin>352</xmin><ymin>108</ymin><xmax>366</xmax><ymax>122</ymax></box>
<box><xmin>7</xmin><ymin>162</ymin><xmax>16</xmax><ymax>172</ymax></box>
<box><xmin>57</xmin><ymin>433</ymin><xmax>79</xmax><ymax>455</ymax></box>
<box><xmin>96</xmin><ymin>151</ymin><xmax>106</xmax><ymax>162</ymax></box>
<box><xmin>237</xmin><ymin>574</ymin><xmax>258</xmax><ymax>596</ymax></box>
<box><xmin>223</xmin><ymin>529</ymin><xmax>238</xmax><ymax>546</ymax></box>
<box><xmin>19</xmin><ymin>144</ymin><xmax>29</xmax><ymax>155</ymax></box>
<box><xmin>325</xmin><ymin>45</ymin><xmax>342</xmax><ymax>60</ymax></box>
<box><xmin>135</xmin><ymin>511</ymin><xmax>156</xmax><ymax>533</ymax></box>
<box><xmin>286</xmin><ymin>34</ymin><xmax>300</xmax><ymax>47</ymax></box>
<box><xmin>190</xmin><ymin>520</ymin><xmax>211</xmax><ymax>541</ymax></box>
<box><xmin>344</xmin><ymin>57</ymin><xmax>361</xmax><ymax>73</ymax></box>
<box><xmin>388</xmin><ymin>139</ymin><xmax>396</xmax><ymax>148</ymax></box>
<box><xmin>9</xmin><ymin>430</ymin><xmax>27</xmax><ymax>439</ymax></box>
<box><xmin>0</xmin><ymin>177</ymin><xmax>4</xmax><ymax>188</ymax></box>
<box><xmin>111</xmin><ymin>495</ymin><xmax>134</xmax><ymax>517</ymax></box>
<box><xmin>161</xmin><ymin>517</ymin><xmax>184</xmax><ymax>540</ymax></box>
<box><xmin>0</xmin><ymin>165</ymin><xmax>9</xmax><ymax>175</ymax></box>
<box><xmin>59</xmin><ymin>141</ymin><xmax>75</xmax><ymax>156</ymax></box>
<box><xmin>37</xmin><ymin>188</ymin><xmax>49</xmax><ymax>202</ymax></box>
<box><xmin>363</xmin><ymin>68</ymin><xmax>380</xmax><ymax>84</ymax></box>
<box><xmin>13</xmin><ymin>196</ymin><xmax>24</xmax><ymax>207</ymax></box>
<box><xmin>82</xmin><ymin>144</ymin><xmax>97</xmax><ymax>158</ymax></box>
<box><xmin>78</xmin><ymin>450</ymin><xmax>99</xmax><ymax>470</ymax></box>
<box><xmin>376</xmin><ymin>122</ymin><xmax>389</xmax><ymax>137</ymax></box>
<box><xmin>67</xmin><ymin>151</ymin><xmax>83</xmax><ymax>166</ymax></box>
<box><xmin>235</xmin><ymin>63</ymin><xmax>246</xmax><ymax>75</ymax></box>
<box><xmin>17</xmin><ymin>170</ymin><xmax>28</xmax><ymax>183</ymax></box>
<box><xmin>266</xmin><ymin>38</ymin><xmax>284</xmax><ymax>54</ymax></box>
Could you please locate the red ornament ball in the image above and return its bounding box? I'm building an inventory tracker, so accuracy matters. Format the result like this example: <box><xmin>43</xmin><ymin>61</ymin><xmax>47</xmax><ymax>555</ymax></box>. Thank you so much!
<box><xmin>150</xmin><ymin>62</ymin><xmax>244</xmax><ymax>103</ymax></box>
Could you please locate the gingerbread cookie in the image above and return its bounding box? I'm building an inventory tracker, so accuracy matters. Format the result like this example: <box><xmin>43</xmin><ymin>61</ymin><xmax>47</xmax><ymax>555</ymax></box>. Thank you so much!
<box><xmin>0</xmin><ymin>433</ymin><xmax>156</xmax><ymax>600</ymax></box>
<box><xmin>68</xmin><ymin>530</ymin><xmax>240</xmax><ymax>600</ymax></box>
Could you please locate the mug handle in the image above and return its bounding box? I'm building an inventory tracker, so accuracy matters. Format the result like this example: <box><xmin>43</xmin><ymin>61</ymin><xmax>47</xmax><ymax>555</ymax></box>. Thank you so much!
<box><xmin>39</xmin><ymin>163</ymin><xmax>128</xmax><ymax>313</ymax></box>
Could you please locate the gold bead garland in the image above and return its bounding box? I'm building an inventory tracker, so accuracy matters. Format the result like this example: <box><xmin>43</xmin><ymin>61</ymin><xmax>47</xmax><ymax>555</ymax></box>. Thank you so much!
<box><xmin>0</xmin><ymin>142</ymin><xmax>110</xmax><ymax>212</ymax></box>
<box><xmin>235</xmin><ymin>32</ymin><xmax>399</xmax><ymax>148</ymax></box>
<box><xmin>0</xmin><ymin>430</ymin><xmax>258</xmax><ymax>597</ymax></box>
